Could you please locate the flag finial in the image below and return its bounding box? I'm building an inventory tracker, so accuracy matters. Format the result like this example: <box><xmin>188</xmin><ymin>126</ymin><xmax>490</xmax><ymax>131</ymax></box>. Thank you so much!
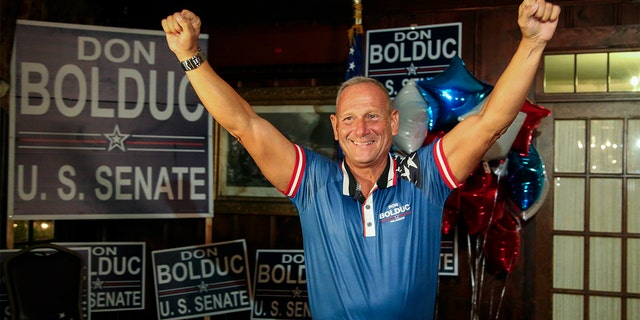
<box><xmin>352</xmin><ymin>0</ymin><xmax>362</xmax><ymax>26</ymax></box>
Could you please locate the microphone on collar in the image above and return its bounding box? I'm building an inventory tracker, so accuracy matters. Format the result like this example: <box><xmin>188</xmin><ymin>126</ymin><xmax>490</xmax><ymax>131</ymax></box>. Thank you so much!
<box><xmin>353</xmin><ymin>190</ymin><xmax>366</xmax><ymax>203</ymax></box>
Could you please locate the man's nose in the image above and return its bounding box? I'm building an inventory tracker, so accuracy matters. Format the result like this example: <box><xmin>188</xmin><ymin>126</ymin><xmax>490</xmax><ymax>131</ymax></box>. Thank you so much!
<box><xmin>354</xmin><ymin>118</ymin><xmax>370</xmax><ymax>135</ymax></box>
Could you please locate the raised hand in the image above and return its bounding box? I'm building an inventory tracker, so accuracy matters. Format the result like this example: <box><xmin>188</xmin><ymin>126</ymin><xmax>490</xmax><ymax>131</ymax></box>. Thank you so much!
<box><xmin>518</xmin><ymin>0</ymin><xmax>561</xmax><ymax>42</ymax></box>
<box><xmin>161</xmin><ymin>9</ymin><xmax>202</xmax><ymax>61</ymax></box>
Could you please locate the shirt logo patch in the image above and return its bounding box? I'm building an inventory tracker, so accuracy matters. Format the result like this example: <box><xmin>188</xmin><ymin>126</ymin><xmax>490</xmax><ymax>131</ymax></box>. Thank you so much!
<box><xmin>379</xmin><ymin>202</ymin><xmax>412</xmax><ymax>224</ymax></box>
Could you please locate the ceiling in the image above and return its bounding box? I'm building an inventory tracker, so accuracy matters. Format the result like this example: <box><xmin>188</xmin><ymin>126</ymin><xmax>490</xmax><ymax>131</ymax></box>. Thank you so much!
<box><xmin>95</xmin><ymin>0</ymin><xmax>354</xmax><ymax>29</ymax></box>
<box><xmin>114</xmin><ymin>0</ymin><xmax>631</xmax><ymax>30</ymax></box>
<box><xmin>31</xmin><ymin>0</ymin><xmax>635</xmax><ymax>31</ymax></box>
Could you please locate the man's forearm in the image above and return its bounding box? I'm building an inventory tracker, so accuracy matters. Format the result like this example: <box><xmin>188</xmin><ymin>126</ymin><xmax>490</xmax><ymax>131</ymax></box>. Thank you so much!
<box><xmin>483</xmin><ymin>37</ymin><xmax>547</xmax><ymax>128</ymax></box>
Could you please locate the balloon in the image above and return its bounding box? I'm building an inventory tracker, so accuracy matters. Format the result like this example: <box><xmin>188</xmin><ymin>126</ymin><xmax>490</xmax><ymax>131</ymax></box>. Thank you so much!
<box><xmin>490</xmin><ymin>158</ymin><xmax>509</xmax><ymax>177</ymax></box>
<box><xmin>423</xmin><ymin>130</ymin><xmax>445</xmax><ymax>147</ymax></box>
<box><xmin>511</xmin><ymin>99</ymin><xmax>551</xmax><ymax>155</ymax></box>
<box><xmin>457</xmin><ymin>93</ymin><xmax>487</xmax><ymax>119</ymax></box>
<box><xmin>519</xmin><ymin>176</ymin><xmax>549</xmax><ymax>221</ymax></box>
<box><xmin>419</xmin><ymin>85</ymin><xmax>440</xmax><ymax>134</ymax></box>
<box><xmin>416</xmin><ymin>56</ymin><xmax>493</xmax><ymax>132</ymax></box>
<box><xmin>483</xmin><ymin>112</ymin><xmax>526</xmax><ymax>160</ymax></box>
<box><xmin>507</xmin><ymin>144</ymin><xmax>546</xmax><ymax>212</ymax></box>
<box><xmin>483</xmin><ymin>209</ymin><xmax>521</xmax><ymax>274</ymax></box>
<box><xmin>458</xmin><ymin>96</ymin><xmax>527</xmax><ymax>161</ymax></box>
<box><xmin>459</xmin><ymin>163</ymin><xmax>502</xmax><ymax>235</ymax></box>
<box><xmin>442</xmin><ymin>189</ymin><xmax>462</xmax><ymax>235</ymax></box>
<box><xmin>392</xmin><ymin>80</ymin><xmax>430</xmax><ymax>154</ymax></box>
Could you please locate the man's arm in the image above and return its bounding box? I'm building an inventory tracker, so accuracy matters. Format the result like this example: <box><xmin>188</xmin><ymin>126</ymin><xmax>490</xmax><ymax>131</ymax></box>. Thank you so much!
<box><xmin>162</xmin><ymin>10</ymin><xmax>296</xmax><ymax>192</ymax></box>
<box><xmin>441</xmin><ymin>0</ymin><xmax>560</xmax><ymax>183</ymax></box>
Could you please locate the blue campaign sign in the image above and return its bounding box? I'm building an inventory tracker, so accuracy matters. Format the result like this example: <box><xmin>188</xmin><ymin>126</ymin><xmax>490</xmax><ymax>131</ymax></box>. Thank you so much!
<box><xmin>59</xmin><ymin>242</ymin><xmax>146</xmax><ymax>312</ymax></box>
<box><xmin>365</xmin><ymin>23</ymin><xmax>462</xmax><ymax>98</ymax></box>
<box><xmin>251</xmin><ymin>249</ymin><xmax>308</xmax><ymax>320</ymax></box>
<box><xmin>152</xmin><ymin>240</ymin><xmax>252</xmax><ymax>320</ymax></box>
<box><xmin>8</xmin><ymin>20</ymin><xmax>213</xmax><ymax>219</ymax></box>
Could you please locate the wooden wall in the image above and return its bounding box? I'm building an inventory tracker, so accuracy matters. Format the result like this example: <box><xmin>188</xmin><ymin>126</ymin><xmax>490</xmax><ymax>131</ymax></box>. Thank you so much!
<box><xmin>1</xmin><ymin>0</ymin><xmax>639</xmax><ymax>319</ymax></box>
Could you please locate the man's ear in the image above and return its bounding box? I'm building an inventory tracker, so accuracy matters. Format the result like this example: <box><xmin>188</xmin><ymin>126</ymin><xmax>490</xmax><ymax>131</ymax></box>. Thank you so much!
<box><xmin>330</xmin><ymin>114</ymin><xmax>339</xmax><ymax>140</ymax></box>
<box><xmin>390</xmin><ymin>109</ymin><xmax>400</xmax><ymax>136</ymax></box>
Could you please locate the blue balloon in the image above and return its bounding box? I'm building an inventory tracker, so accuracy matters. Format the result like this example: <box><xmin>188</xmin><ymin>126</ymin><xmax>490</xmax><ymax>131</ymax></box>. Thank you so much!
<box><xmin>507</xmin><ymin>144</ymin><xmax>545</xmax><ymax>211</ymax></box>
<box><xmin>415</xmin><ymin>84</ymin><xmax>439</xmax><ymax>134</ymax></box>
<box><xmin>416</xmin><ymin>56</ymin><xmax>493</xmax><ymax>132</ymax></box>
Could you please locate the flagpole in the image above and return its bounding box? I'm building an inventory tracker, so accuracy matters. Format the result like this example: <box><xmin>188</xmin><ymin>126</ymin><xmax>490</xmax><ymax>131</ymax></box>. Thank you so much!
<box><xmin>345</xmin><ymin>0</ymin><xmax>364</xmax><ymax>80</ymax></box>
<box><xmin>353</xmin><ymin>0</ymin><xmax>362</xmax><ymax>26</ymax></box>
<box><xmin>348</xmin><ymin>0</ymin><xmax>363</xmax><ymax>45</ymax></box>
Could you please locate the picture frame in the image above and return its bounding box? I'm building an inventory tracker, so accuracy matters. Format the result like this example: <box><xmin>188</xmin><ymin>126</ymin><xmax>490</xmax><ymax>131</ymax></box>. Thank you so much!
<box><xmin>215</xmin><ymin>86</ymin><xmax>339</xmax><ymax>201</ymax></box>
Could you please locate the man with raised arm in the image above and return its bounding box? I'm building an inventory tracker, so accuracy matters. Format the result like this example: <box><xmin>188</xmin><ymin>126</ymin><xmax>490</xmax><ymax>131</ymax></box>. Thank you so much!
<box><xmin>161</xmin><ymin>0</ymin><xmax>560</xmax><ymax>318</ymax></box>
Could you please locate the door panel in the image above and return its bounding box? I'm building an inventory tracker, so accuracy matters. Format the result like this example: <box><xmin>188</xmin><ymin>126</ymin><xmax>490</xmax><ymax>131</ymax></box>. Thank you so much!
<box><xmin>535</xmin><ymin>100</ymin><xmax>640</xmax><ymax>320</ymax></box>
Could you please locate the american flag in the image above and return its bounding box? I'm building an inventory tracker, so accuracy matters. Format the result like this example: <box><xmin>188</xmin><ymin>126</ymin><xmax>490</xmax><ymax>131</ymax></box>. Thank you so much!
<box><xmin>345</xmin><ymin>24</ymin><xmax>364</xmax><ymax>80</ymax></box>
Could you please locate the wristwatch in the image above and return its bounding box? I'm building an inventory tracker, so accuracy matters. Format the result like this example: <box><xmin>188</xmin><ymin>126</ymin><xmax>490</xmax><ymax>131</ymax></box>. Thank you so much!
<box><xmin>179</xmin><ymin>48</ymin><xmax>207</xmax><ymax>71</ymax></box>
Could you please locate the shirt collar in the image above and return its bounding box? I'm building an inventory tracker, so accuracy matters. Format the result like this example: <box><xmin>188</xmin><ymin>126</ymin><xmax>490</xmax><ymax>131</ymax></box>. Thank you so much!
<box><xmin>341</xmin><ymin>154</ymin><xmax>397</xmax><ymax>200</ymax></box>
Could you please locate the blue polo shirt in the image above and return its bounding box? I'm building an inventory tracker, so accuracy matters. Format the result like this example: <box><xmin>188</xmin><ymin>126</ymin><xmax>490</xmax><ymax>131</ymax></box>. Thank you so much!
<box><xmin>284</xmin><ymin>139</ymin><xmax>457</xmax><ymax>319</ymax></box>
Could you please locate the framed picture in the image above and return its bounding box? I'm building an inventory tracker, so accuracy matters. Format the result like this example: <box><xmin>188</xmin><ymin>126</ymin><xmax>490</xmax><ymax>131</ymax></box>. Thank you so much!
<box><xmin>215</xmin><ymin>86</ymin><xmax>339</xmax><ymax>199</ymax></box>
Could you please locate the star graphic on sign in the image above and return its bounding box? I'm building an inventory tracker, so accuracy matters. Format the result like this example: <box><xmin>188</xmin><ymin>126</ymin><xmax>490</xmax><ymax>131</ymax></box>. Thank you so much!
<box><xmin>197</xmin><ymin>281</ymin><xmax>208</xmax><ymax>292</ymax></box>
<box><xmin>348</xmin><ymin>61</ymin><xmax>357</xmax><ymax>71</ymax></box>
<box><xmin>291</xmin><ymin>286</ymin><xmax>302</xmax><ymax>298</ymax></box>
<box><xmin>406</xmin><ymin>63</ymin><xmax>418</xmax><ymax>76</ymax></box>
<box><xmin>104</xmin><ymin>124</ymin><xmax>130</xmax><ymax>151</ymax></box>
<box><xmin>92</xmin><ymin>277</ymin><xmax>104</xmax><ymax>290</ymax></box>
<box><xmin>58</xmin><ymin>312</ymin><xmax>66</xmax><ymax>319</ymax></box>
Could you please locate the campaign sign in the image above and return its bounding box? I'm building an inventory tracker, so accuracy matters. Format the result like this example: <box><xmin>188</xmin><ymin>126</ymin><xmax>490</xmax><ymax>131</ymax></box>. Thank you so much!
<box><xmin>251</xmin><ymin>250</ymin><xmax>309</xmax><ymax>320</ymax></box>
<box><xmin>8</xmin><ymin>20</ymin><xmax>213</xmax><ymax>219</ymax></box>
<box><xmin>438</xmin><ymin>228</ymin><xmax>459</xmax><ymax>276</ymax></box>
<box><xmin>59</xmin><ymin>242</ymin><xmax>146</xmax><ymax>312</ymax></box>
<box><xmin>365</xmin><ymin>23</ymin><xmax>462</xmax><ymax>98</ymax></box>
<box><xmin>152</xmin><ymin>240</ymin><xmax>252</xmax><ymax>320</ymax></box>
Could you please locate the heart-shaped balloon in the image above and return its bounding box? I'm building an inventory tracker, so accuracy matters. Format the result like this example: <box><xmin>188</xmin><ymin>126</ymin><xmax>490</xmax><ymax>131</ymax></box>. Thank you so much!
<box><xmin>459</xmin><ymin>163</ymin><xmax>502</xmax><ymax>235</ymax></box>
<box><xmin>507</xmin><ymin>144</ymin><xmax>546</xmax><ymax>212</ymax></box>
<box><xmin>519</xmin><ymin>176</ymin><xmax>549</xmax><ymax>221</ymax></box>
<box><xmin>483</xmin><ymin>209</ymin><xmax>521</xmax><ymax>274</ymax></box>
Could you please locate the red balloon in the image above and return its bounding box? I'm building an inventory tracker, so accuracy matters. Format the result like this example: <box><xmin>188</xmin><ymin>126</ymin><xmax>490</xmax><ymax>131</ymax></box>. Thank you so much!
<box><xmin>459</xmin><ymin>164</ymin><xmax>502</xmax><ymax>235</ymax></box>
<box><xmin>442</xmin><ymin>189</ymin><xmax>462</xmax><ymax>235</ymax></box>
<box><xmin>483</xmin><ymin>208</ymin><xmax>521</xmax><ymax>274</ymax></box>
<box><xmin>511</xmin><ymin>99</ymin><xmax>551</xmax><ymax>155</ymax></box>
<box><xmin>423</xmin><ymin>130</ymin><xmax>445</xmax><ymax>147</ymax></box>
